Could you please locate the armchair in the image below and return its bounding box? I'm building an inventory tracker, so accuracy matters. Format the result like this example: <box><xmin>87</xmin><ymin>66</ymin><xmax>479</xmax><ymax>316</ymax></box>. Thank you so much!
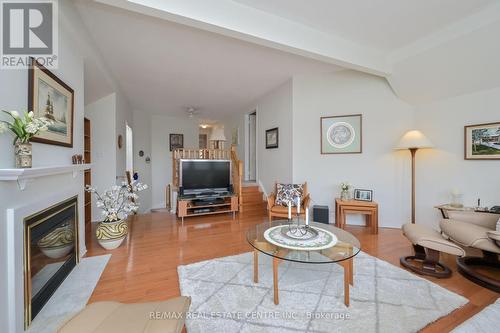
<box><xmin>439</xmin><ymin>211</ymin><xmax>500</xmax><ymax>292</ymax></box>
<box><xmin>267</xmin><ymin>182</ymin><xmax>311</xmax><ymax>221</ymax></box>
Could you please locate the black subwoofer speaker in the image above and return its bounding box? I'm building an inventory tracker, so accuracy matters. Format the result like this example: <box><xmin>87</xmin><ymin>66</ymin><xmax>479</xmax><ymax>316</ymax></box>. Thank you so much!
<box><xmin>313</xmin><ymin>205</ymin><xmax>329</xmax><ymax>224</ymax></box>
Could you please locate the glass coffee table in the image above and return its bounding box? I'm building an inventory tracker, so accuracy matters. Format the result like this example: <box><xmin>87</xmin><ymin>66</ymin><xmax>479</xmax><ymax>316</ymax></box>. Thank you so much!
<box><xmin>246</xmin><ymin>220</ymin><xmax>361</xmax><ymax>307</ymax></box>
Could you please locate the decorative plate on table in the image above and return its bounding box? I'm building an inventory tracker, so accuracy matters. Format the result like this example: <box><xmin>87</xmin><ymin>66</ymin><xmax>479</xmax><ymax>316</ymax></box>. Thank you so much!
<box><xmin>264</xmin><ymin>225</ymin><xmax>338</xmax><ymax>251</ymax></box>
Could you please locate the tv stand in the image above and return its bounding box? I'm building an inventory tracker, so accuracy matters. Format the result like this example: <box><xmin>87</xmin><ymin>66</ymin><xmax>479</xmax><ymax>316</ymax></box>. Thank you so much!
<box><xmin>177</xmin><ymin>194</ymin><xmax>238</xmax><ymax>223</ymax></box>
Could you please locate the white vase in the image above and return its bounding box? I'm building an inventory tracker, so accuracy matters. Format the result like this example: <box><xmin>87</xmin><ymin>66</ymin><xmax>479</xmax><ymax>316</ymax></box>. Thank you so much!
<box><xmin>15</xmin><ymin>142</ymin><xmax>32</xmax><ymax>168</ymax></box>
<box><xmin>340</xmin><ymin>190</ymin><xmax>350</xmax><ymax>201</ymax></box>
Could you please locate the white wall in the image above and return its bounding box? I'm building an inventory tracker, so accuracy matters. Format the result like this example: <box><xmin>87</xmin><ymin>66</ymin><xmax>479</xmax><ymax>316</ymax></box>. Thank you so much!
<box><xmin>85</xmin><ymin>93</ymin><xmax>117</xmax><ymax>221</ymax></box>
<box><xmin>414</xmin><ymin>86</ymin><xmax>500</xmax><ymax>229</ymax></box>
<box><xmin>0</xmin><ymin>2</ymin><xmax>87</xmax><ymax>331</ymax></box>
<box><xmin>292</xmin><ymin>71</ymin><xmax>415</xmax><ymax>227</ymax></box>
<box><xmin>256</xmin><ymin>80</ymin><xmax>294</xmax><ymax>193</ymax></box>
<box><xmin>0</xmin><ymin>36</ymin><xmax>84</xmax><ymax>168</ymax></box>
<box><xmin>223</xmin><ymin>114</ymin><xmax>246</xmax><ymax>162</ymax></box>
<box><xmin>150</xmin><ymin>115</ymin><xmax>199</xmax><ymax>208</ymax></box>
<box><xmin>132</xmin><ymin>111</ymin><xmax>152</xmax><ymax>212</ymax></box>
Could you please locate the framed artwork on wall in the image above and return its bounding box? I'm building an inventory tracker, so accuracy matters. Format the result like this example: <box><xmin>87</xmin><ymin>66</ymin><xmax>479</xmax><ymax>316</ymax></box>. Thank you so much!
<box><xmin>28</xmin><ymin>58</ymin><xmax>74</xmax><ymax>147</ymax></box>
<box><xmin>465</xmin><ymin>122</ymin><xmax>500</xmax><ymax>160</ymax></box>
<box><xmin>232</xmin><ymin>127</ymin><xmax>239</xmax><ymax>145</ymax></box>
<box><xmin>266</xmin><ymin>127</ymin><xmax>279</xmax><ymax>149</ymax></box>
<box><xmin>320</xmin><ymin>114</ymin><xmax>362</xmax><ymax>154</ymax></box>
<box><xmin>170</xmin><ymin>133</ymin><xmax>184</xmax><ymax>151</ymax></box>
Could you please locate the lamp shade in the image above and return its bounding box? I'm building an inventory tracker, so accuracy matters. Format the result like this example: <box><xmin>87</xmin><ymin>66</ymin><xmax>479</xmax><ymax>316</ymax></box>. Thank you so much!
<box><xmin>209</xmin><ymin>126</ymin><xmax>226</xmax><ymax>141</ymax></box>
<box><xmin>395</xmin><ymin>130</ymin><xmax>434</xmax><ymax>149</ymax></box>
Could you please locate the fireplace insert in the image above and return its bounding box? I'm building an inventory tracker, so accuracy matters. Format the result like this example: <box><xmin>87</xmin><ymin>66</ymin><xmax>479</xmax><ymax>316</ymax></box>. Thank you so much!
<box><xmin>23</xmin><ymin>196</ymin><xmax>79</xmax><ymax>328</ymax></box>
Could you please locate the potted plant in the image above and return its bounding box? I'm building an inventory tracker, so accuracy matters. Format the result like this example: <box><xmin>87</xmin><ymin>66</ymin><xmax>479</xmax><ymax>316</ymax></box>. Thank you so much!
<box><xmin>0</xmin><ymin>110</ymin><xmax>51</xmax><ymax>168</ymax></box>
<box><xmin>85</xmin><ymin>182</ymin><xmax>148</xmax><ymax>250</ymax></box>
<box><xmin>340</xmin><ymin>182</ymin><xmax>351</xmax><ymax>201</ymax></box>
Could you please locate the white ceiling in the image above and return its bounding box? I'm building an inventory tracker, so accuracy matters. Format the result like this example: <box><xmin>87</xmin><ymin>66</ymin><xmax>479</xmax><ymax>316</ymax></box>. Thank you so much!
<box><xmin>233</xmin><ymin>0</ymin><xmax>496</xmax><ymax>52</ymax></box>
<box><xmin>75</xmin><ymin>1</ymin><xmax>342</xmax><ymax>118</ymax></box>
<box><xmin>77</xmin><ymin>0</ymin><xmax>500</xmax><ymax>113</ymax></box>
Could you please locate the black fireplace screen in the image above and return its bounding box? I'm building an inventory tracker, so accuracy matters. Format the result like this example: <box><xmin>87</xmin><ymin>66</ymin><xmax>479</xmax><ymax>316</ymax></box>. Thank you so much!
<box><xmin>24</xmin><ymin>196</ymin><xmax>79</xmax><ymax>328</ymax></box>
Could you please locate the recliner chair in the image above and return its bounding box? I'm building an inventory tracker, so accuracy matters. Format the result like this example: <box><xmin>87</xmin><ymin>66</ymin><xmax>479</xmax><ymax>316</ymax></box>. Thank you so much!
<box><xmin>440</xmin><ymin>211</ymin><xmax>500</xmax><ymax>292</ymax></box>
<box><xmin>401</xmin><ymin>210</ymin><xmax>500</xmax><ymax>292</ymax></box>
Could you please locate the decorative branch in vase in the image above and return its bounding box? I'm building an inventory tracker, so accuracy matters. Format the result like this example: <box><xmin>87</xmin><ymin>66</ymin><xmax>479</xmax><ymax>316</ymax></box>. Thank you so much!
<box><xmin>0</xmin><ymin>110</ymin><xmax>51</xmax><ymax>168</ymax></box>
<box><xmin>340</xmin><ymin>182</ymin><xmax>351</xmax><ymax>201</ymax></box>
<box><xmin>85</xmin><ymin>181</ymin><xmax>148</xmax><ymax>250</ymax></box>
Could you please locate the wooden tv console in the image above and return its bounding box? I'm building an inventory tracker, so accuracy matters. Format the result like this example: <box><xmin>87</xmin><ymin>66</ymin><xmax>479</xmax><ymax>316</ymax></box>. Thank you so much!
<box><xmin>177</xmin><ymin>195</ymin><xmax>238</xmax><ymax>222</ymax></box>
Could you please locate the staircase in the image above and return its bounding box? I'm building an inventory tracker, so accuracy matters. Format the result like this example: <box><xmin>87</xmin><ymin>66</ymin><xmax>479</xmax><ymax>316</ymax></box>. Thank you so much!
<box><xmin>240</xmin><ymin>183</ymin><xmax>267</xmax><ymax>216</ymax></box>
<box><xmin>171</xmin><ymin>146</ymin><xmax>266</xmax><ymax>217</ymax></box>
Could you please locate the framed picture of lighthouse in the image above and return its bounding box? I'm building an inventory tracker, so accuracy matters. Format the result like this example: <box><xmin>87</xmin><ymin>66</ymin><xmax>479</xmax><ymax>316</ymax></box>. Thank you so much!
<box><xmin>29</xmin><ymin>58</ymin><xmax>74</xmax><ymax>147</ymax></box>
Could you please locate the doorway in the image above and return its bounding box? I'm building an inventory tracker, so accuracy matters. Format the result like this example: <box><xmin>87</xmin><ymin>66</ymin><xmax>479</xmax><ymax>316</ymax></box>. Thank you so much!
<box><xmin>126</xmin><ymin>123</ymin><xmax>133</xmax><ymax>173</ymax></box>
<box><xmin>246</xmin><ymin>111</ymin><xmax>257</xmax><ymax>181</ymax></box>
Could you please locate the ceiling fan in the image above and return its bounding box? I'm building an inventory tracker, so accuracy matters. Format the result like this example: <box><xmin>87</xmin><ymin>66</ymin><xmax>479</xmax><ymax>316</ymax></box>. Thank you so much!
<box><xmin>186</xmin><ymin>107</ymin><xmax>200</xmax><ymax>118</ymax></box>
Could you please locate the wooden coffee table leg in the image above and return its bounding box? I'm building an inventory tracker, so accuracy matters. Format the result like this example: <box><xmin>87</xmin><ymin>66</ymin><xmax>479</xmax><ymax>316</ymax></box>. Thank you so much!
<box><xmin>349</xmin><ymin>258</ymin><xmax>354</xmax><ymax>286</ymax></box>
<box><xmin>338</xmin><ymin>259</ymin><xmax>351</xmax><ymax>307</ymax></box>
<box><xmin>273</xmin><ymin>256</ymin><xmax>279</xmax><ymax>305</ymax></box>
<box><xmin>344</xmin><ymin>260</ymin><xmax>350</xmax><ymax>307</ymax></box>
<box><xmin>253</xmin><ymin>249</ymin><xmax>259</xmax><ymax>283</ymax></box>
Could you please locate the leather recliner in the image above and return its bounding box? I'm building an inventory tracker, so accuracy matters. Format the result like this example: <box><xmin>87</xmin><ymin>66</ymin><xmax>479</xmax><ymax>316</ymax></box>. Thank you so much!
<box><xmin>440</xmin><ymin>211</ymin><xmax>500</xmax><ymax>292</ymax></box>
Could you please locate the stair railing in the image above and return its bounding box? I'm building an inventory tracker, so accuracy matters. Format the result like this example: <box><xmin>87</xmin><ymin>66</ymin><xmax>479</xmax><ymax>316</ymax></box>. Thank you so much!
<box><xmin>230</xmin><ymin>145</ymin><xmax>244</xmax><ymax>212</ymax></box>
<box><xmin>172</xmin><ymin>147</ymin><xmax>243</xmax><ymax>211</ymax></box>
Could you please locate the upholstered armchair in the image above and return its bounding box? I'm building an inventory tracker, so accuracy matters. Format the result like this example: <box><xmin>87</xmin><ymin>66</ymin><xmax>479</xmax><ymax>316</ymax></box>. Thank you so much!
<box><xmin>440</xmin><ymin>211</ymin><xmax>500</xmax><ymax>292</ymax></box>
<box><xmin>267</xmin><ymin>182</ymin><xmax>311</xmax><ymax>221</ymax></box>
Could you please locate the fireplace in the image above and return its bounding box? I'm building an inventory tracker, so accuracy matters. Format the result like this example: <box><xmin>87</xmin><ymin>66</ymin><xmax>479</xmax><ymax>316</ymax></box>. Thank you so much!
<box><xmin>23</xmin><ymin>196</ymin><xmax>79</xmax><ymax>328</ymax></box>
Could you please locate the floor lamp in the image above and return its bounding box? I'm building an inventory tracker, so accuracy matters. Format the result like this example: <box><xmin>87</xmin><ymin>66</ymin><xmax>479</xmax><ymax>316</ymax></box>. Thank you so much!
<box><xmin>395</xmin><ymin>130</ymin><xmax>434</xmax><ymax>224</ymax></box>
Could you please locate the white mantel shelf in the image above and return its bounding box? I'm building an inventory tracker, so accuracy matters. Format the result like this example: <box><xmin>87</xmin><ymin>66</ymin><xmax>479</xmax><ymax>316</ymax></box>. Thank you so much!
<box><xmin>0</xmin><ymin>164</ymin><xmax>91</xmax><ymax>190</ymax></box>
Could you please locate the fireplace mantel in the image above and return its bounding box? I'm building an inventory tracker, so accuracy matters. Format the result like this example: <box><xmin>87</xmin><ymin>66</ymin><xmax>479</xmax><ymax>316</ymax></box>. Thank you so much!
<box><xmin>0</xmin><ymin>164</ymin><xmax>91</xmax><ymax>190</ymax></box>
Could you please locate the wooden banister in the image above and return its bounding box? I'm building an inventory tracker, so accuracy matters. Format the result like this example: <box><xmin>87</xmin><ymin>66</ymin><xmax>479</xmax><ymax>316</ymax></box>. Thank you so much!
<box><xmin>230</xmin><ymin>145</ymin><xmax>243</xmax><ymax>212</ymax></box>
<box><xmin>172</xmin><ymin>147</ymin><xmax>243</xmax><ymax>212</ymax></box>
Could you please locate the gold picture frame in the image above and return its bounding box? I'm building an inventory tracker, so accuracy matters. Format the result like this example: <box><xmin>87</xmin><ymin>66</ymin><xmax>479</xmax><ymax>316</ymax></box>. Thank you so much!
<box><xmin>29</xmin><ymin>58</ymin><xmax>74</xmax><ymax>147</ymax></box>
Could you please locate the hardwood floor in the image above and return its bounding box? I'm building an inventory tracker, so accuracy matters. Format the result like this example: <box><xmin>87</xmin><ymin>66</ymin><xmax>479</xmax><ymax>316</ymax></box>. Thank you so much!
<box><xmin>86</xmin><ymin>211</ymin><xmax>498</xmax><ymax>332</ymax></box>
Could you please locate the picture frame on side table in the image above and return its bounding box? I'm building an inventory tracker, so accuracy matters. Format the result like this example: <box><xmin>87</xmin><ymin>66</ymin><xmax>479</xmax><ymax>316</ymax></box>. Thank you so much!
<box><xmin>266</xmin><ymin>127</ymin><xmax>279</xmax><ymax>149</ymax></box>
<box><xmin>29</xmin><ymin>58</ymin><xmax>75</xmax><ymax>147</ymax></box>
<box><xmin>321</xmin><ymin>114</ymin><xmax>362</xmax><ymax>154</ymax></box>
<box><xmin>354</xmin><ymin>189</ymin><xmax>373</xmax><ymax>202</ymax></box>
<box><xmin>464</xmin><ymin>122</ymin><xmax>500</xmax><ymax>160</ymax></box>
<box><xmin>170</xmin><ymin>134</ymin><xmax>184</xmax><ymax>151</ymax></box>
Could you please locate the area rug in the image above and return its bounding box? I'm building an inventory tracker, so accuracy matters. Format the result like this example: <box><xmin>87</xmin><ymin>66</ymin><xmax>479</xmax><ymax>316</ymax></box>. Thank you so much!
<box><xmin>178</xmin><ymin>252</ymin><xmax>468</xmax><ymax>333</ymax></box>
<box><xmin>452</xmin><ymin>298</ymin><xmax>500</xmax><ymax>333</ymax></box>
<box><xmin>27</xmin><ymin>254</ymin><xmax>111</xmax><ymax>333</ymax></box>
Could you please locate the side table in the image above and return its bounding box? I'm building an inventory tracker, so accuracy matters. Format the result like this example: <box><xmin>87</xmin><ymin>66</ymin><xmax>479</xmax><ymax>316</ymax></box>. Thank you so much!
<box><xmin>335</xmin><ymin>199</ymin><xmax>379</xmax><ymax>234</ymax></box>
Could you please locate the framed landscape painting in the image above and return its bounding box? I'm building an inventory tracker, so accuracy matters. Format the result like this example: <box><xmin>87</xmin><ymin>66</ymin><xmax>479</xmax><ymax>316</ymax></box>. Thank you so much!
<box><xmin>29</xmin><ymin>59</ymin><xmax>74</xmax><ymax>147</ymax></box>
<box><xmin>465</xmin><ymin>122</ymin><xmax>500</xmax><ymax>160</ymax></box>
<box><xmin>321</xmin><ymin>114</ymin><xmax>362</xmax><ymax>154</ymax></box>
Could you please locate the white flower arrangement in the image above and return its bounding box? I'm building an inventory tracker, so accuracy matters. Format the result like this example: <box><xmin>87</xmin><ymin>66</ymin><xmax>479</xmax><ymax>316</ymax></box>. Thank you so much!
<box><xmin>85</xmin><ymin>181</ymin><xmax>148</xmax><ymax>222</ymax></box>
<box><xmin>340</xmin><ymin>182</ymin><xmax>351</xmax><ymax>192</ymax></box>
<box><xmin>0</xmin><ymin>110</ymin><xmax>51</xmax><ymax>144</ymax></box>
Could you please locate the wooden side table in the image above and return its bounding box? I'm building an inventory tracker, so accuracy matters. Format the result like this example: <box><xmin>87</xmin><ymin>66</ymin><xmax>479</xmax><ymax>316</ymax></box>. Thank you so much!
<box><xmin>335</xmin><ymin>199</ymin><xmax>379</xmax><ymax>234</ymax></box>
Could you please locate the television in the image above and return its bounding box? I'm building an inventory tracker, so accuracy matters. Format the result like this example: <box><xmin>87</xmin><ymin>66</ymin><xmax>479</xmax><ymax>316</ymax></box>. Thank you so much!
<box><xmin>180</xmin><ymin>160</ymin><xmax>232</xmax><ymax>194</ymax></box>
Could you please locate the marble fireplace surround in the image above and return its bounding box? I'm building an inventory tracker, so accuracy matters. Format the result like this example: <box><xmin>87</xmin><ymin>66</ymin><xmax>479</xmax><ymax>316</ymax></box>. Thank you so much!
<box><xmin>4</xmin><ymin>187</ymin><xmax>86</xmax><ymax>333</ymax></box>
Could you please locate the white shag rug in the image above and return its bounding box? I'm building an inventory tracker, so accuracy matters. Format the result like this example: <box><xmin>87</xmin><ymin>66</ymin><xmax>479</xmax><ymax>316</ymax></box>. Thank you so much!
<box><xmin>452</xmin><ymin>298</ymin><xmax>500</xmax><ymax>333</ymax></box>
<box><xmin>178</xmin><ymin>252</ymin><xmax>467</xmax><ymax>333</ymax></box>
<box><xmin>27</xmin><ymin>254</ymin><xmax>111</xmax><ymax>333</ymax></box>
